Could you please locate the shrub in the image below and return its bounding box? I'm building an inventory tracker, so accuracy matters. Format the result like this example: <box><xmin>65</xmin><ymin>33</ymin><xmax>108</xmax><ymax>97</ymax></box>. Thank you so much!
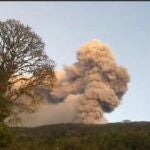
<box><xmin>0</xmin><ymin>92</ymin><xmax>12</xmax><ymax>123</ymax></box>
<box><xmin>0</xmin><ymin>123</ymin><xmax>12</xmax><ymax>148</ymax></box>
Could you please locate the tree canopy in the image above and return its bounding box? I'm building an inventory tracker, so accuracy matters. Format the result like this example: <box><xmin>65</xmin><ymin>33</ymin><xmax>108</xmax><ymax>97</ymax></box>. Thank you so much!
<box><xmin>0</xmin><ymin>19</ymin><xmax>56</xmax><ymax>122</ymax></box>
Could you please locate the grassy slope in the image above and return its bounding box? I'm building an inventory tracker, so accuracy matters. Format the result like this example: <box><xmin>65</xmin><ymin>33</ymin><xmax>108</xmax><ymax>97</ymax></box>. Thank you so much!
<box><xmin>4</xmin><ymin>122</ymin><xmax>150</xmax><ymax>150</ymax></box>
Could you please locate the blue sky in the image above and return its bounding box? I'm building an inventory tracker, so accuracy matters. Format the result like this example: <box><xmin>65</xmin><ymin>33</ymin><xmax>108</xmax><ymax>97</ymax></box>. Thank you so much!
<box><xmin>0</xmin><ymin>2</ymin><xmax>150</xmax><ymax>123</ymax></box>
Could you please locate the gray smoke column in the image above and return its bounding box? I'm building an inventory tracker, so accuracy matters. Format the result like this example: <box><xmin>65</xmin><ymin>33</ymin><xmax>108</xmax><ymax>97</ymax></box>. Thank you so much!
<box><xmin>49</xmin><ymin>39</ymin><xmax>130</xmax><ymax>124</ymax></box>
<box><xmin>18</xmin><ymin>39</ymin><xmax>130</xmax><ymax>126</ymax></box>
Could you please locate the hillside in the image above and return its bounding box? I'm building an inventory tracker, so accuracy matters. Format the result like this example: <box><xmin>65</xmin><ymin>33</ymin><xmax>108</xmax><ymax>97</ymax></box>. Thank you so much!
<box><xmin>2</xmin><ymin>122</ymin><xmax>150</xmax><ymax>150</ymax></box>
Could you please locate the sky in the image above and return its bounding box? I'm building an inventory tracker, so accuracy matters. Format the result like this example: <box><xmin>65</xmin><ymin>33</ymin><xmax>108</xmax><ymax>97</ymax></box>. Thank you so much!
<box><xmin>0</xmin><ymin>2</ymin><xmax>150</xmax><ymax>123</ymax></box>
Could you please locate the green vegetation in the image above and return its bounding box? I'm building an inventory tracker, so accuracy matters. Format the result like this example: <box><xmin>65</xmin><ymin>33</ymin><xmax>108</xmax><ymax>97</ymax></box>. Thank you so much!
<box><xmin>0</xmin><ymin>123</ymin><xmax>12</xmax><ymax>148</ymax></box>
<box><xmin>0</xmin><ymin>92</ymin><xmax>12</xmax><ymax>123</ymax></box>
<box><xmin>1</xmin><ymin>122</ymin><xmax>150</xmax><ymax>150</ymax></box>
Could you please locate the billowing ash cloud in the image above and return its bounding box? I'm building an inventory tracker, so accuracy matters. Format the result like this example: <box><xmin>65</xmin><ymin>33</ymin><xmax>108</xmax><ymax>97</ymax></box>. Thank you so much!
<box><xmin>19</xmin><ymin>39</ymin><xmax>130</xmax><ymax>126</ymax></box>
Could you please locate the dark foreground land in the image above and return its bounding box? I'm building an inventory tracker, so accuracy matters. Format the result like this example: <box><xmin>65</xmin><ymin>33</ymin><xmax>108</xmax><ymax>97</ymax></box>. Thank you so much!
<box><xmin>1</xmin><ymin>122</ymin><xmax>150</xmax><ymax>150</ymax></box>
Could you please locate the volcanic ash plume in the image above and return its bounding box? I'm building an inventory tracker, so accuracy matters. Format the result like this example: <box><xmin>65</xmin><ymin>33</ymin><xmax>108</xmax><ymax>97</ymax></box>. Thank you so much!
<box><xmin>48</xmin><ymin>39</ymin><xmax>130</xmax><ymax>124</ymax></box>
<box><xmin>19</xmin><ymin>39</ymin><xmax>130</xmax><ymax>126</ymax></box>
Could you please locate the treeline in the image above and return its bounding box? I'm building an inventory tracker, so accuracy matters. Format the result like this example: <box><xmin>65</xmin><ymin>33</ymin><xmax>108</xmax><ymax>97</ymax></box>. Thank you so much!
<box><xmin>3</xmin><ymin>122</ymin><xmax>150</xmax><ymax>150</ymax></box>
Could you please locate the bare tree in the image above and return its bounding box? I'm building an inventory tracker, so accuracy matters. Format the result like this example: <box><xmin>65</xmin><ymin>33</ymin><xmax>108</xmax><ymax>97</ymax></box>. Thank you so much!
<box><xmin>0</xmin><ymin>19</ymin><xmax>56</xmax><ymax>115</ymax></box>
